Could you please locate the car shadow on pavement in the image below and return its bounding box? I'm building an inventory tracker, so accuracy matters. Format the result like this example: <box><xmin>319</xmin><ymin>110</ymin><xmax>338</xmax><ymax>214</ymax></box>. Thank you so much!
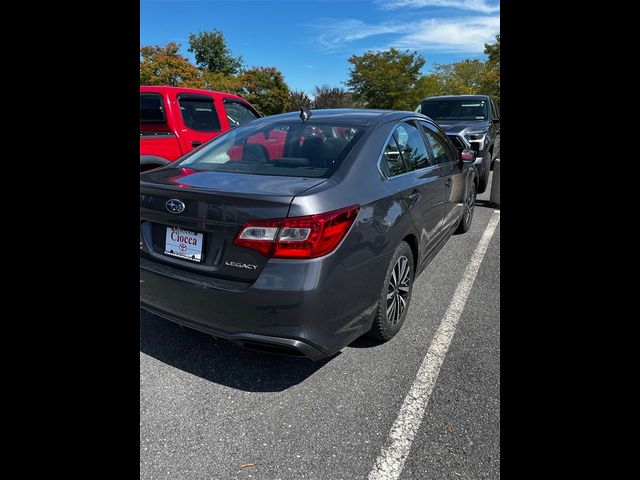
<box><xmin>347</xmin><ymin>335</ymin><xmax>383</xmax><ymax>349</ymax></box>
<box><xmin>475</xmin><ymin>199</ymin><xmax>497</xmax><ymax>209</ymax></box>
<box><xmin>140</xmin><ymin>310</ymin><xmax>335</xmax><ymax>392</ymax></box>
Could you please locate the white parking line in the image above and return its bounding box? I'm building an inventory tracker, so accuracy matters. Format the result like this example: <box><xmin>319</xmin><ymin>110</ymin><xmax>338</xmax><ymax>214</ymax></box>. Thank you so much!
<box><xmin>368</xmin><ymin>210</ymin><xmax>500</xmax><ymax>480</ymax></box>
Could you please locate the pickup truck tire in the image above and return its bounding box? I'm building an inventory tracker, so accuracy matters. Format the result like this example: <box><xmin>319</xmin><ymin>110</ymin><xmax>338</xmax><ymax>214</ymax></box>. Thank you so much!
<box><xmin>478</xmin><ymin>162</ymin><xmax>489</xmax><ymax>194</ymax></box>
<box><xmin>140</xmin><ymin>156</ymin><xmax>170</xmax><ymax>172</ymax></box>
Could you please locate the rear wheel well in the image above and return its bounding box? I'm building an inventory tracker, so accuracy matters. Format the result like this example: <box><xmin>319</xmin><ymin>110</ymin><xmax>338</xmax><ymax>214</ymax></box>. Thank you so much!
<box><xmin>402</xmin><ymin>234</ymin><xmax>419</xmax><ymax>272</ymax></box>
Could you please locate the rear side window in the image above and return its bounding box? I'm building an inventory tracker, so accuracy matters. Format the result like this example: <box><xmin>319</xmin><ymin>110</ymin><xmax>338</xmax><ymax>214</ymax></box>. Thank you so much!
<box><xmin>140</xmin><ymin>93</ymin><xmax>165</xmax><ymax>123</ymax></box>
<box><xmin>177</xmin><ymin>121</ymin><xmax>365</xmax><ymax>178</ymax></box>
<box><xmin>382</xmin><ymin>136</ymin><xmax>406</xmax><ymax>177</ymax></box>
<box><xmin>224</xmin><ymin>100</ymin><xmax>259</xmax><ymax>128</ymax></box>
<box><xmin>178</xmin><ymin>95</ymin><xmax>221</xmax><ymax>132</ymax></box>
<box><xmin>393</xmin><ymin>122</ymin><xmax>431</xmax><ymax>171</ymax></box>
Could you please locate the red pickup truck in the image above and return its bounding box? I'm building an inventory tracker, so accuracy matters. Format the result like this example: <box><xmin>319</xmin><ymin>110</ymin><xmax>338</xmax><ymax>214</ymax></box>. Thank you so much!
<box><xmin>140</xmin><ymin>86</ymin><xmax>262</xmax><ymax>171</ymax></box>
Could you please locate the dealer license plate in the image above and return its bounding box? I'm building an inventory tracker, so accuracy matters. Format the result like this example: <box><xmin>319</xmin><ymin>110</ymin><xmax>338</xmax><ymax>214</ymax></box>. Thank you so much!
<box><xmin>164</xmin><ymin>227</ymin><xmax>204</xmax><ymax>262</ymax></box>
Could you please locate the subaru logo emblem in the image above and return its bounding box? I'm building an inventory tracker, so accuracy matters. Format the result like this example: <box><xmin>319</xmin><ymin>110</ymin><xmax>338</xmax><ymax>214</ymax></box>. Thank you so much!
<box><xmin>165</xmin><ymin>199</ymin><xmax>185</xmax><ymax>214</ymax></box>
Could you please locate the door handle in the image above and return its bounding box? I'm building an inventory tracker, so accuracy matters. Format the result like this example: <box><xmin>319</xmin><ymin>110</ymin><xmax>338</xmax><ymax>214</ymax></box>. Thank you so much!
<box><xmin>445</xmin><ymin>178</ymin><xmax>452</xmax><ymax>188</ymax></box>
<box><xmin>408</xmin><ymin>190</ymin><xmax>421</xmax><ymax>204</ymax></box>
<box><xmin>192</xmin><ymin>141</ymin><xmax>202</xmax><ymax>148</ymax></box>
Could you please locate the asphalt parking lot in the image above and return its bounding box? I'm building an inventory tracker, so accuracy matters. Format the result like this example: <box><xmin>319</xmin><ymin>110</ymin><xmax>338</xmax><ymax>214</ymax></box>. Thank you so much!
<box><xmin>140</xmin><ymin>171</ymin><xmax>500</xmax><ymax>480</ymax></box>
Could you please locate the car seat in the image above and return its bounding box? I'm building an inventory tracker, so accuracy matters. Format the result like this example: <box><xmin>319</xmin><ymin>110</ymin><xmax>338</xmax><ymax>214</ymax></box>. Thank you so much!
<box><xmin>242</xmin><ymin>143</ymin><xmax>270</xmax><ymax>163</ymax></box>
<box><xmin>300</xmin><ymin>137</ymin><xmax>325</xmax><ymax>168</ymax></box>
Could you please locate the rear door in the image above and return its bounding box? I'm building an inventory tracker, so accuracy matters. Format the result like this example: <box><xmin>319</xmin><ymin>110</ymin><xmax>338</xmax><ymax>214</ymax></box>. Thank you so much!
<box><xmin>421</xmin><ymin>121</ymin><xmax>465</xmax><ymax>232</ymax></box>
<box><xmin>174</xmin><ymin>93</ymin><xmax>224</xmax><ymax>153</ymax></box>
<box><xmin>379</xmin><ymin>121</ymin><xmax>447</xmax><ymax>260</ymax></box>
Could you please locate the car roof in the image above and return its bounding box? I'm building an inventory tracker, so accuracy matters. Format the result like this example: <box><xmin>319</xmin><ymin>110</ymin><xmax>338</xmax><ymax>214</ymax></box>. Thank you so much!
<box><xmin>421</xmin><ymin>95</ymin><xmax>491</xmax><ymax>102</ymax></box>
<box><xmin>140</xmin><ymin>85</ymin><xmax>249</xmax><ymax>103</ymax></box>
<box><xmin>249</xmin><ymin>109</ymin><xmax>426</xmax><ymax>127</ymax></box>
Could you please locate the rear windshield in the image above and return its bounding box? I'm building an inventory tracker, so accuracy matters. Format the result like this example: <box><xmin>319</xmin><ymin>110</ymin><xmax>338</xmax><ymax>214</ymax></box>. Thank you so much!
<box><xmin>176</xmin><ymin>121</ymin><xmax>365</xmax><ymax>178</ymax></box>
<box><xmin>420</xmin><ymin>99</ymin><xmax>488</xmax><ymax>120</ymax></box>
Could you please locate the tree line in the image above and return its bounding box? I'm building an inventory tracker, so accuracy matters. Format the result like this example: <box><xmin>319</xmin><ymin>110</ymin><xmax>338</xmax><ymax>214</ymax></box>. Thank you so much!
<box><xmin>140</xmin><ymin>30</ymin><xmax>500</xmax><ymax>116</ymax></box>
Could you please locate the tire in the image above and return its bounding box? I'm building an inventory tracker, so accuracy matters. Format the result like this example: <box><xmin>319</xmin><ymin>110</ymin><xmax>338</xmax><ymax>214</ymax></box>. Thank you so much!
<box><xmin>477</xmin><ymin>161</ymin><xmax>489</xmax><ymax>194</ymax></box>
<box><xmin>455</xmin><ymin>182</ymin><xmax>476</xmax><ymax>234</ymax></box>
<box><xmin>368</xmin><ymin>241</ymin><xmax>414</xmax><ymax>341</ymax></box>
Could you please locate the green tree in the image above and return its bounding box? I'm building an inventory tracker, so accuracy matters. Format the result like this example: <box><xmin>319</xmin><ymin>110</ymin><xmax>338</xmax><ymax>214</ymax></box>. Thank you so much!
<box><xmin>414</xmin><ymin>74</ymin><xmax>445</xmax><ymax>102</ymax></box>
<box><xmin>484</xmin><ymin>34</ymin><xmax>500</xmax><ymax>66</ymax></box>
<box><xmin>288</xmin><ymin>90</ymin><xmax>312</xmax><ymax>111</ymax></box>
<box><xmin>432</xmin><ymin>59</ymin><xmax>500</xmax><ymax>108</ymax></box>
<box><xmin>433</xmin><ymin>60</ymin><xmax>484</xmax><ymax>93</ymax></box>
<box><xmin>346</xmin><ymin>48</ymin><xmax>425</xmax><ymax>110</ymax></box>
<box><xmin>240</xmin><ymin>67</ymin><xmax>290</xmax><ymax>115</ymax></box>
<box><xmin>140</xmin><ymin>42</ymin><xmax>203</xmax><ymax>87</ymax></box>
<box><xmin>483</xmin><ymin>34</ymin><xmax>500</xmax><ymax>107</ymax></box>
<box><xmin>201</xmin><ymin>71</ymin><xmax>244</xmax><ymax>95</ymax></box>
<box><xmin>312</xmin><ymin>84</ymin><xmax>359</xmax><ymax>109</ymax></box>
<box><xmin>188</xmin><ymin>30</ymin><xmax>243</xmax><ymax>75</ymax></box>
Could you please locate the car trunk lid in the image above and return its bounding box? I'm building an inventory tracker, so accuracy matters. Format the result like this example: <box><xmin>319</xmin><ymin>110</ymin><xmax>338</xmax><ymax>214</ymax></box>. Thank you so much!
<box><xmin>140</xmin><ymin>168</ymin><xmax>325</xmax><ymax>282</ymax></box>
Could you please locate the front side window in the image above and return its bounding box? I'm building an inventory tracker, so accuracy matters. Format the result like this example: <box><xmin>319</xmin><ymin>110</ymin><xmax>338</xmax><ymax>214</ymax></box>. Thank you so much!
<box><xmin>421</xmin><ymin>123</ymin><xmax>453</xmax><ymax>165</ymax></box>
<box><xmin>224</xmin><ymin>100</ymin><xmax>259</xmax><ymax>128</ymax></box>
<box><xmin>177</xmin><ymin>121</ymin><xmax>365</xmax><ymax>178</ymax></box>
<box><xmin>491</xmin><ymin>99</ymin><xmax>499</xmax><ymax>120</ymax></box>
<box><xmin>178</xmin><ymin>94</ymin><xmax>221</xmax><ymax>132</ymax></box>
<box><xmin>140</xmin><ymin>93</ymin><xmax>165</xmax><ymax>123</ymax></box>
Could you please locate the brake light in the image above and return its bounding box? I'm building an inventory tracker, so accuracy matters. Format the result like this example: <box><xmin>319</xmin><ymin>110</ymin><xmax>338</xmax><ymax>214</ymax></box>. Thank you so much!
<box><xmin>234</xmin><ymin>205</ymin><xmax>360</xmax><ymax>259</ymax></box>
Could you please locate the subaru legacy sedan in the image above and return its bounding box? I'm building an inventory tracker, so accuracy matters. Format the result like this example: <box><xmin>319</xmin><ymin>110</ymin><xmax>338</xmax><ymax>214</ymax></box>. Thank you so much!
<box><xmin>140</xmin><ymin>109</ymin><xmax>477</xmax><ymax>360</ymax></box>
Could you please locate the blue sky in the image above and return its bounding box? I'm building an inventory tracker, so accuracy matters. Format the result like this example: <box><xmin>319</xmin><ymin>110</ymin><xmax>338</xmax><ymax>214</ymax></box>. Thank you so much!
<box><xmin>140</xmin><ymin>0</ymin><xmax>500</xmax><ymax>95</ymax></box>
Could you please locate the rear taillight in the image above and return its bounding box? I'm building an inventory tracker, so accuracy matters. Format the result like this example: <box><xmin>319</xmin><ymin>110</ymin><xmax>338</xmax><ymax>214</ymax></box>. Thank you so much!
<box><xmin>234</xmin><ymin>205</ymin><xmax>360</xmax><ymax>259</ymax></box>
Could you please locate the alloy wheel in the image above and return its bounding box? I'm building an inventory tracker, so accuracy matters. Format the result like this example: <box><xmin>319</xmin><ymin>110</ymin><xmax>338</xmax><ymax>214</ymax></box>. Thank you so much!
<box><xmin>386</xmin><ymin>255</ymin><xmax>411</xmax><ymax>326</ymax></box>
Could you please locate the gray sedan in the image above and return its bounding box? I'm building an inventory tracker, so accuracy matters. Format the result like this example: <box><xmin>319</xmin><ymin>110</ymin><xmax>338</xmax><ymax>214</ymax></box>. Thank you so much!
<box><xmin>140</xmin><ymin>109</ymin><xmax>478</xmax><ymax>359</ymax></box>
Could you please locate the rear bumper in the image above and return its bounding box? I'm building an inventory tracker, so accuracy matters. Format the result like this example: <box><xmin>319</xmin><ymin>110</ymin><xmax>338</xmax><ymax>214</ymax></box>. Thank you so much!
<box><xmin>140</xmin><ymin>252</ymin><xmax>389</xmax><ymax>360</ymax></box>
<box><xmin>140</xmin><ymin>302</ymin><xmax>327</xmax><ymax>360</ymax></box>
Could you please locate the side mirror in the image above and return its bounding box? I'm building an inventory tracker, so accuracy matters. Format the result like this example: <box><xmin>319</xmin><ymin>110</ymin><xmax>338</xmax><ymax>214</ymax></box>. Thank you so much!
<box><xmin>461</xmin><ymin>149</ymin><xmax>475</xmax><ymax>163</ymax></box>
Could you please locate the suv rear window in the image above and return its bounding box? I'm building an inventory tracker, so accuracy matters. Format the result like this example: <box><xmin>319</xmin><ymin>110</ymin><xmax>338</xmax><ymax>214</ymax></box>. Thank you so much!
<box><xmin>140</xmin><ymin>93</ymin><xmax>166</xmax><ymax>123</ymax></box>
<box><xmin>178</xmin><ymin>94</ymin><xmax>221</xmax><ymax>132</ymax></box>
<box><xmin>177</xmin><ymin>121</ymin><xmax>364</xmax><ymax>178</ymax></box>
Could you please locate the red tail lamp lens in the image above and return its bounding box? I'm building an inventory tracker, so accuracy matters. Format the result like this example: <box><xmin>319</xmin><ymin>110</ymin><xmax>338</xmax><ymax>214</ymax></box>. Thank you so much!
<box><xmin>233</xmin><ymin>205</ymin><xmax>360</xmax><ymax>259</ymax></box>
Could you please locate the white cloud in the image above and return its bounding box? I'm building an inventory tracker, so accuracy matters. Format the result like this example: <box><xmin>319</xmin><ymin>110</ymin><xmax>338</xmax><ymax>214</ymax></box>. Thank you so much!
<box><xmin>317</xmin><ymin>19</ymin><xmax>399</xmax><ymax>51</ymax></box>
<box><xmin>376</xmin><ymin>0</ymin><xmax>500</xmax><ymax>13</ymax></box>
<box><xmin>396</xmin><ymin>16</ymin><xmax>499</xmax><ymax>52</ymax></box>
<box><xmin>315</xmin><ymin>15</ymin><xmax>499</xmax><ymax>54</ymax></box>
